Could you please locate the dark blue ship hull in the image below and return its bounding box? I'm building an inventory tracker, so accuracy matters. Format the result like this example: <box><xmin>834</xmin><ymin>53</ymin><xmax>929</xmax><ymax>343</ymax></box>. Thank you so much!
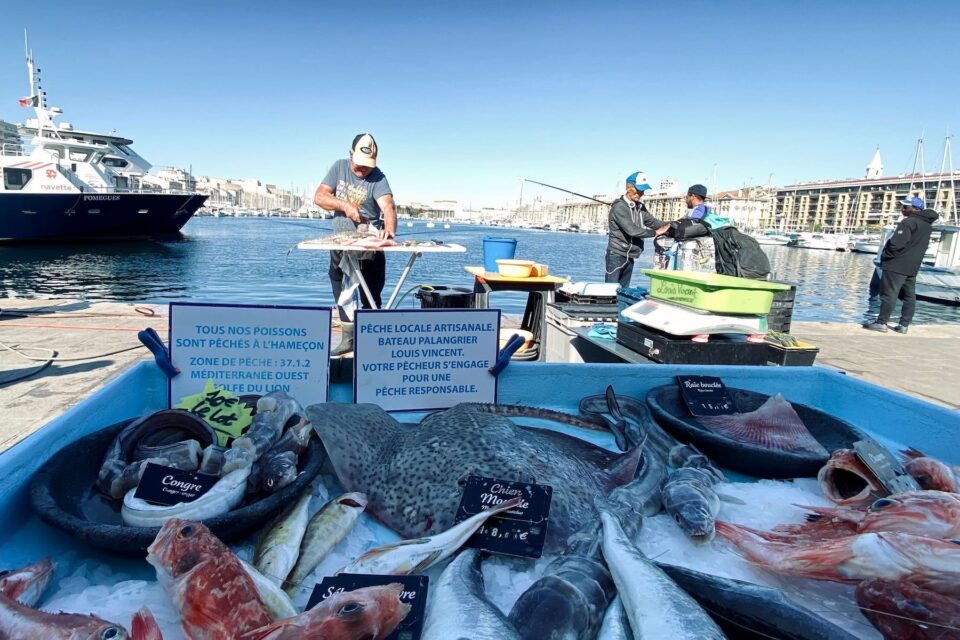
<box><xmin>0</xmin><ymin>192</ymin><xmax>207</xmax><ymax>242</ymax></box>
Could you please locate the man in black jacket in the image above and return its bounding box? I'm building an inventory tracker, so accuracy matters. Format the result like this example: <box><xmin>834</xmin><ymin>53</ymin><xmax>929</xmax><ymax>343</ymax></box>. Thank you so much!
<box><xmin>863</xmin><ymin>197</ymin><xmax>939</xmax><ymax>334</ymax></box>
<box><xmin>605</xmin><ymin>171</ymin><xmax>668</xmax><ymax>287</ymax></box>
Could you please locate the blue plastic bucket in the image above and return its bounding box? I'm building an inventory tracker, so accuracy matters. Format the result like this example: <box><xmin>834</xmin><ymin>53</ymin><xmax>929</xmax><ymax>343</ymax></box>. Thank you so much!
<box><xmin>482</xmin><ymin>237</ymin><xmax>517</xmax><ymax>272</ymax></box>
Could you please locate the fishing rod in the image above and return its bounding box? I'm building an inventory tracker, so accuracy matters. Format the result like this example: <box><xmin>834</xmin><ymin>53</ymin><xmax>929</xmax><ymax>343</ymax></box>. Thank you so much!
<box><xmin>522</xmin><ymin>178</ymin><xmax>613</xmax><ymax>206</ymax></box>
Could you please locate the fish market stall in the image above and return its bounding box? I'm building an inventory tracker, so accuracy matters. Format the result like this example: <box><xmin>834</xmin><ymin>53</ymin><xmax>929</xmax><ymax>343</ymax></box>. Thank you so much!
<box><xmin>1</xmin><ymin>360</ymin><xmax>959</xmax><ymax>639</ymax></box>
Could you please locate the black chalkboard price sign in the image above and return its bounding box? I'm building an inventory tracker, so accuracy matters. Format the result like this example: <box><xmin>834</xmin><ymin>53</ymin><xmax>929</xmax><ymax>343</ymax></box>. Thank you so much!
<box><xmin>133</xmin><ymin>463</ymin><xmax>218</xmax><ymax>506</ymax></box>
<box><xmin>306</xmin><ymin>574</ymin><xmax>427</xmax><ymax>640</ymax></box>
<box><xmin>676</xmin><ymin>375</ymin><xmax>738</xmax><ymax>417</ymax></box>
<box><xmin>454</xmin><ymin>475</ymin><xmax>552</xmax><ymax>559</ymax></box>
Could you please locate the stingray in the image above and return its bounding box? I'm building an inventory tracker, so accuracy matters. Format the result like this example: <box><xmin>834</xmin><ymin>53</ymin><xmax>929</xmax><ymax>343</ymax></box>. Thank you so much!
<box><xmin>699</xmin><ymin>393</ymin><xmax>828</xmax><ymax>456</ymax></box>
<box><xmin>305</xmin><ymin>403</ymin><xmax>642</xmax><ymax>553</ymax></box>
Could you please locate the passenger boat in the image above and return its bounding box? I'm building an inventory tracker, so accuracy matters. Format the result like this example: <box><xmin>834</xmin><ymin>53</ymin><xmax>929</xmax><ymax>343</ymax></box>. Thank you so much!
<box><xmin>0</xmin><ymin>41</ymin><xmax>206</xmax><ymax>242</ymax></box>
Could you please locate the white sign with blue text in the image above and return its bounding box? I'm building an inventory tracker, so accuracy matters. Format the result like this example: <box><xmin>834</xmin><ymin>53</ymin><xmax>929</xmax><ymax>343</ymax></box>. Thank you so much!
<box><xmin>168</xmin><ymin>302</ymin><xmax>332</xmax><ymax>406</ymax></box>
<box><xmin>354</xmin><ymin>309</ymin><xmax>500</xmax><ymax>412</ymax></box>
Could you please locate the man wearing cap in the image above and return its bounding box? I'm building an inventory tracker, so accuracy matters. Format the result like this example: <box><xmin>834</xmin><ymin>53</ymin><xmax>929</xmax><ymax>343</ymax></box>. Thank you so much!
<box><xmin>314</xmin><ymin>133</ymin><xmax>397</xmax><ymax>356</ymax></box>
<box><xmin>685</xmin><ymin>184</ymin><xmax>710</xmax><ymax>220</ymax></box>
<box><xmin>863</xmin><ymin>196</ymin><xmax>938</xmax><ymax>334</ymax></box>
<box><xmin>605</xmin><ymin>171</ymin><xmax>667</xmax><ymax>288</ymax></box>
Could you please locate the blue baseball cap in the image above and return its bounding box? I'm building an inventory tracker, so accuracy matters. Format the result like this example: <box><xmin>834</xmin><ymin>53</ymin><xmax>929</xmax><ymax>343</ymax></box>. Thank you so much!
<box><xmin>899</xmin><ymin>196</ymin><xmax>925</xmax><ymax>209</ymax></box>
<box><xmin>626</xmin><ymin>171</ymin><xmax>651</xmax><ymax>191</ymax></box>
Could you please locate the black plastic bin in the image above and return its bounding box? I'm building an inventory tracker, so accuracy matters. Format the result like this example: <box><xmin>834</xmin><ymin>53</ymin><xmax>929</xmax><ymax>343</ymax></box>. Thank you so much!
<box><xmin>415</xmin><ymin>285</ymin><xmax>477</xmax><ymax>309</ymax></box>
<box><xmin>764</xmin><ymin>283</ymin><xmax>797</xmax><ymax>333</ymax></box>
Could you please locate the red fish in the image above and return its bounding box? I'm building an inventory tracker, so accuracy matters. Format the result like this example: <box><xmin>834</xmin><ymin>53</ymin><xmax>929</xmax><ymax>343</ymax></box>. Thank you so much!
<box><xmin>857</xmin><ymin>578</ymin><xmax>960</xmax><ymax>640</ymax></box>
<box><xmin>772</xmin><ymin>491</ymin><xmax>960</xmax><ymax>541</ymax></box>
<box><xmin>147</xmin><ymin>519</ymin><xmax>273</xmax><ymax>640</ymax></box>
<box><xmin>131</xmin><ymin>607</ymin><xmax>163</xmax><ymax>640</ymax></box>
<box><xmin>818</xmin><ymin>449</ymin><xmax>885</xmax><ymax>506</ymax></box>
<box><xmin>716</xmin><ymin>521</ymin><xmax>960</xmax><ymax>588</ymax></box>
<box><xmin>902</xmin><ymin>448</ymin><xmax>960</xmax><ymax>493</ymax></box>
<box><xmin>239</xmin><ymin>583</ymin><xmax>411</xmax><ymax>640</ymax></box>
<box><xmin>0</xmin><ymin>592</ymin><xmax>128</xmax><ymax>639</ymax></box>
<box><xmin>0</xmin><ymin>558</ymin><xmax>54</xmax><ymax>607</ymax></box>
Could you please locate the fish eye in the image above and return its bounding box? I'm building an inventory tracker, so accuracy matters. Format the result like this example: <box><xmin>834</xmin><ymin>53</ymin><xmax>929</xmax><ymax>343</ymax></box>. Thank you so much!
<box><xmin>178</xmin><ymin>524</ymin><xmax>195</xmax><ymax>538</ymax></box>
<box><xmin>338</xmin><ymin>602</ymin><xmax>366</xmax><ymax>617</ymax></box>
<box><xmin>871</xmin><ymin>498</ymin><xmax>896</xmax><ymax>510</ymax></box>
<box><xmin>101</xmin><ymin>627</ymin><xmax>121</xmax><ymax>639</ymax></box>
<box><xmin>674</xmin><ymin>514</ymin><xmax>683</xmax><ymax>525</ymax></box>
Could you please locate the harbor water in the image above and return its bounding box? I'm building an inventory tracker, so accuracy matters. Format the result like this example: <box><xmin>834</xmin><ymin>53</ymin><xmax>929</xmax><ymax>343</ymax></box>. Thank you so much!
<box><xmin>2</xmin><ymin>216</ymin><xmax>959</xmax><ymax>325</ymax></box>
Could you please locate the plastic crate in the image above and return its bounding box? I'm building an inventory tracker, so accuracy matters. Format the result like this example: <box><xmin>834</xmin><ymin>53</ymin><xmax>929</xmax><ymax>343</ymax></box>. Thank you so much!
<box><xmin>765</xmin><ymin>340</ymin><xmax>819</xmax><ymax>366</ymax></box>
<box><xmin>641</xmin><ymin>270</ymin><xmax>790</xmax><ymax>315</ymax></box>
<box><xmin>764</xmin><ymin>283</ymin><xmax>797</xmax><ymax>334</ymax></box>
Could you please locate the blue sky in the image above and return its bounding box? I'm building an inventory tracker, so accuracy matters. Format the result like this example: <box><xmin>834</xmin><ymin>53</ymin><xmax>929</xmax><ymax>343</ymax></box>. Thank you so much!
<box><xmin>1</xmin><ymin>1</ymin><xmax>957</xmax><ymax>207</ymax></box>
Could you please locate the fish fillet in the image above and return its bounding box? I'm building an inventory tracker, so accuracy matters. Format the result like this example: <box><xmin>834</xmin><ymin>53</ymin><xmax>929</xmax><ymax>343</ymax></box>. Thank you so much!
<box><xmin>699</xmin><ymin>394</ymin><xmax>827</xmax><ymax>455</ymax></box>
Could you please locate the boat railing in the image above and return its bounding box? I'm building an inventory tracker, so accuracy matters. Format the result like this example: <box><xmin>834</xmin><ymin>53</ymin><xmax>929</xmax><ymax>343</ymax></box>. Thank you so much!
<box><xmin>75</xmin><ymin>185</ymin><xmax>201</xmax><ymax>196</ymax></box>
<box><xmin>0</xmin><ymin>143</ymin><xmax>26</xmax><ymax>157</ymax></box>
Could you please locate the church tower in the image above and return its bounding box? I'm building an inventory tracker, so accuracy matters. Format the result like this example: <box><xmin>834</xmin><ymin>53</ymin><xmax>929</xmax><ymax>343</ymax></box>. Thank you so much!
<box><xmin>865</xmin><ymin>147</ymin><xmax>883</xmax><ymax>179</ymax></box>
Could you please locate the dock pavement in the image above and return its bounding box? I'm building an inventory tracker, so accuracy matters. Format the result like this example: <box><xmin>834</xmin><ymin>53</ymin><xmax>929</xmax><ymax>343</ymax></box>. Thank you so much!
<box><xmin>0</xmin><ymin>299</ymin><xmax>956</xmax><ymax>452</ymax></box>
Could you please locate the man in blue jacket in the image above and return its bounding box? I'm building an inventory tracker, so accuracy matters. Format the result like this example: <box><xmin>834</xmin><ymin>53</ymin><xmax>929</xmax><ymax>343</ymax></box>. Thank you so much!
<box><xmin>863</xmin><ymin>197</ymin><xmax>939</xmax><ymax>334</ymax></box>
<box><xmin>604</xmin><ymin>171</ymin><xmax>667</xmax><ymax>287</ymax></box>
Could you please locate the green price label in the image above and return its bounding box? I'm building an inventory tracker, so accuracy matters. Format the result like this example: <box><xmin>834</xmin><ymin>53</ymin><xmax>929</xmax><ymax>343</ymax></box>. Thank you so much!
<box><xmin>175</xmin><ymin>379</ymin><xmax>254</xmax><ymax>446</ymax></box>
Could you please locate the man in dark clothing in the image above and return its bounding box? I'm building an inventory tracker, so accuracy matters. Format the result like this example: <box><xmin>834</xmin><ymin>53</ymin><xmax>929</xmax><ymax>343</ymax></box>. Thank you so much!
<box><xmin>605</xmin><ymin>171</ymin><xmax>668</xmax><ymax>288</ymax></box>
<box><xmin>863</xmin><ymin>196</ymin><xmax>939</xmax><ymax>334</ymax></box>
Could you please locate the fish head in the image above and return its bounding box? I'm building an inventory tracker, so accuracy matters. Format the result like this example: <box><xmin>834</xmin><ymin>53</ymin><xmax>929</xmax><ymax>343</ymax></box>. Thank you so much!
<box><xmin>72</xmin><ymin>618</ymin><xmax>130</xmax><ymax>640</ymax></box>
<box><xmin>0</xmin><ymin>557</ymin><xmax>54</xmax><ymax>606</ymax></box>
<box><xmin>306</xmin><ymin>403</ymin><xmax>400</xmax><ymax>491</ymax></box>
<box><xmin>261</xmin><ymin>451</ymin><xmax>298</xmax><ymax>492</ymax></box>
<box><xmin>863</xmin><ymin>491</ymin><xmax>960</xmax><ymax>536</ymax></box>
<box><xmin>318</xmin><ymin>583</ymin><xmax>411</xmax><ymax>640</ymax></box>
<box><xmin>664</xmin><ymin>483</ymin><xmax>716</xmax><ymax>542</ymax></box>
<box><xmin>904</xmin><ymin>457</ymin><xmax>959</xmax><ymax>492</ymax></box>
<box><xmin>147</xmin><ymin>519</ymin><xmax>226</xmax><ymax>581</ymax></box>
<box><xmin>818</xmin><ymin>449</ymin><xmax>884</xmax><ymax>506</ymax></box>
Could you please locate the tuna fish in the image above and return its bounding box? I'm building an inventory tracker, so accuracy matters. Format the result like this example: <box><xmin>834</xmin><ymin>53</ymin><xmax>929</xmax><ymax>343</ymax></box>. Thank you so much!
<box><xmin>0</xmin><ymin>557</ymin><xmax>54</xmax><ymax>607</ymax></box>
<box><xmin>0</xmin><ymin>592</ymin><xmax>128</xmax><ymax>640</ymax></box>
<box><xmin>422</xmin><ymin>550</ymin><xmax>520</xmax><ymax>640</ymax></box>
<box><xmin>599</xmin><ymin>508</ymin><xmax>725</xmax><ymax>639</ymax></box>
<box><xmin>658</xmin><ymin>563</ymin><xmax>860</xmax><ymax>640</ymax></box>
<box><xmin>306</xmin><ymin>403</ymin><xmax>642</xmax><ymax>552</ymax></box>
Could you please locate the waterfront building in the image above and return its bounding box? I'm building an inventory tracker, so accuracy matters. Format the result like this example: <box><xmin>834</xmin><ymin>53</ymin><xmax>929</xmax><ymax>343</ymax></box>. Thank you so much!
<box><xmin>712</xmin><ymin>186</ymin><xmax>776</xmax><ymax>229</ymax></box>
<box><xmin>556</xmin><ymin>196</ymin><xmax>614</xmax><ymax>230</ymax></box>
<box><xmin>0</xmin><ymin>120</ymin><xmax>21</xmax><ymax>154</ymax></box>
<box><xmin>774</xmin><ymin>150</ymin><xmax>960</xmax><ymax>231</ymax></box>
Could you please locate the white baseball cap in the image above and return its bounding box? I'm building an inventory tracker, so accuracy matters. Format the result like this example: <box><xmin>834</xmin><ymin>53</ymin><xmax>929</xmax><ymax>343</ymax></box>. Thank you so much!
<box><xmin>351</xmin><ymin>133</ymin><xmax>378</xmax><ymax>168</ymax></box>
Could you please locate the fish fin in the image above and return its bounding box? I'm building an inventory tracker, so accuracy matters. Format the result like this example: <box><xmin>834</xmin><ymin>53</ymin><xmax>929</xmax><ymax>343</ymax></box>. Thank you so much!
<box><xmin>717</xmin><ymin>493</ymin><xmax>747</xmax><ymax>506</ymax></box>
<box><xmin>410</xmin><ymin>550</ymin><xmax>445</xmax><ymax>574</ymax></box>
<box><xmin>132</xmin><ymin>606</ymin><xmax>163</xmax><ymax>640</ymax></box>
<box><xmin>605</xmin><ymin>385</ymin><xmax>624</xmax><ymax>421</ymax></box>
<box><xmin>900</xmin><ymin>446</ymin><xmax>926</xmax><ymax>461</ymax></box>
<box><xmin>603</xmin><ymin>443</ymin><xmax>644</xmax><ymax>487</ymax></box>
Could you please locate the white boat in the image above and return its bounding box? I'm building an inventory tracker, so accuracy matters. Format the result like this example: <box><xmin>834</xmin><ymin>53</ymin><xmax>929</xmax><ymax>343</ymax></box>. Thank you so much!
<box><xmin>751</xmin><ymin>232</ymin><xmax>791</xmax><ymax>246</ymax></box>
<box><xmin>426</xmin><ymin>221</ymin><xmax>435</xmax><ymax>228</ymax></box>
<box><xmin>794</xmin><ymin>232</ymin><xmax>850</xmax><ymax>251</ymax></box>
<box><xmin>852</xmin><ymin>241</ymin><xmax>881</xmax><ymax>254</ymax></box>
<box><xmin>443</xmin><ymin>223</ymin><xmax>451</xmax><ymax>229</ymax></box>
<box><xmin>406</xmin><ymin>221</ymin><xmax>413</xmax><ymax>228</ymax></box>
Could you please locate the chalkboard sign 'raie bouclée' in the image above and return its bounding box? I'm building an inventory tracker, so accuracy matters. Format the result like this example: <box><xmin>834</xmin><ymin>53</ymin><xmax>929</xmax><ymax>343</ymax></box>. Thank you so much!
<box><xmin>676</xmin><ymin>375</ymin><xmax>738</xmax><ymax>417</ymax></box>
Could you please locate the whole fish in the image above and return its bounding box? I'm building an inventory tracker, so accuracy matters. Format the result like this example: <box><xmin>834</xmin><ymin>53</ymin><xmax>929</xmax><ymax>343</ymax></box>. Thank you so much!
<box><xmin>239</xmin><ymin>584</ymin><xmax>410</xmax><ymax>640</ymax></box>
<box><xmin>716</xmin><ymin>521</ymin><xmax>960</xmax><ymax>588</ymax></box>
<box><xmin>131</xmin><ymin>607</ymin><xmax>163</xmax><ymax>640</ymax></box>
<box><xmin>306</xmin><ymin>403</ymin><xmax>642</xmax><ymax>552</ymax></box>
<box><xmin>255</xmin><ymin>418</ymin><xmax>314</xmax><ymax>495</ymax></box>
<box><xmin>147</xmin><ymin>519</ymin><xmax>274</xmax><ymax>639</ymax></box>
<box><xmin>0</xmin><ymin>592</ymin><xmax>128</xmax><ymax>640</ymax></box>
<box><xmin>661</xmin><ymin>466</ymin><xmax>722</xmax><ymax>541</ymax></box>
<box><xmin>422</xmin><ymin>549</ymin><xmax>520</xmax><ymax>640</ymax></box>
<box><xmin>254</xmin><ymin>489</ymin><xmax>312</xmax><ymax>588</ymax></box>
<box><xmin>238</xmin><ymin>560</ymin><xmax>299</xmax><ymax>620</ymax></box>
<box><xmin>223</xmin><ymin>391</ymin><xmax>301</xmax><ymax>474</ymax></box>
<box><xmin>856</xmin><ymin>577</ymin><xmax>960</xmax><ymax>640</ymax></box>
<box><xmin>902</xmin><ymin>447</ymin><xmax>960</xmax><ymax>493</ymax></box>
<box><xmin>121</xmin><ymin>466</ymin><xmax>250</xmax><ymax>527</ymax></box>
<box><xmin>599</xmin><ymin>508</ymin><xmax>725</xmax><ymax>639</ymax></box>
<box><xmin>772</xmin><ymin>491</ymin><xmax>960</xmax><ymax>541</ymax></box>
<box><xmin>598</xmin><ymin>597</ymin><xmax>633</xmax><ymax>640</ymax></box>
<box><xmin>658</xmin><ymin>563</ymin><xmax>860</xmax><ymax>640</ymax></box>
<box><xmin>0</xmin><ymin>557</ymin><xmax>54</xmax><ymax>607</ymax></box>
<box><xmin>507</xmin><ymin>471</ymin><xmax>650</xmax><ymax>640</ymax></box>
<box><xmin>339</xmin><ymin>497</ymin><xmax>522</xmax><ymax>575</ymax></box>
<box><xmin>285</xmin><ymin>493</ymin><xmax>368</xmax><ymax>595</ymax></box>
<box><xmin>818</xmin><ymin>449</ymin><xmax>885</xmax><ymax>507</ymax></box>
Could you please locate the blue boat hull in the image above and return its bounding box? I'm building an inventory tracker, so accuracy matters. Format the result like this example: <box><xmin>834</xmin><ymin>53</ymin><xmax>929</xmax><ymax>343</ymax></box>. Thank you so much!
<box><xmin>0</xmin><ymin>192</ymin><xmax>207</xmax><ymax>242</ymax></box>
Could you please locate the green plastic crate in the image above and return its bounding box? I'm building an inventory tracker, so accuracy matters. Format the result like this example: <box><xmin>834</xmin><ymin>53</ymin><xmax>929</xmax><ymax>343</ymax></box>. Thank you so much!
<box><xmin>641</xmin><ymin>269</ymin><xmax>790</xmax><ymax>314</ymax></box>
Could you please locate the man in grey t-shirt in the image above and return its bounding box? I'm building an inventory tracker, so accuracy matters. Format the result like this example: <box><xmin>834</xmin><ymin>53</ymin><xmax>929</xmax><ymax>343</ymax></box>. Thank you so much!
<box><xmin>314</xmin><ymin>133</ymin><xmax>398</xmax><ymax>356</ymax></box>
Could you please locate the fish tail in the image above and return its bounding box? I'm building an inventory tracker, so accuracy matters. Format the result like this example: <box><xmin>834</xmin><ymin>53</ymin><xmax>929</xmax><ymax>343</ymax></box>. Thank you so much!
<box><xmin>900</xmin><ymin>446</ymin><xmax>926</xmax><ymax>461</ymax></box>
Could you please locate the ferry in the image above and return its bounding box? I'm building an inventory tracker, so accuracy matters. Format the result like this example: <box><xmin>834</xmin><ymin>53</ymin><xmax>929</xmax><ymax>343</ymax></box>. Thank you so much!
<box><xmin>0</xmin><ymin>39</ymin><xmax>206</xmax><ymax>242</ymax></box>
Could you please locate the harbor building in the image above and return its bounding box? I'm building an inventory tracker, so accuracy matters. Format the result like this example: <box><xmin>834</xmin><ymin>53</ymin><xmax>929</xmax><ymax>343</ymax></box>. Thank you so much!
<box><xmin>773</xmin><ymin>150</ymin><xmax>960</xmax><ymax>231</ymax></box>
